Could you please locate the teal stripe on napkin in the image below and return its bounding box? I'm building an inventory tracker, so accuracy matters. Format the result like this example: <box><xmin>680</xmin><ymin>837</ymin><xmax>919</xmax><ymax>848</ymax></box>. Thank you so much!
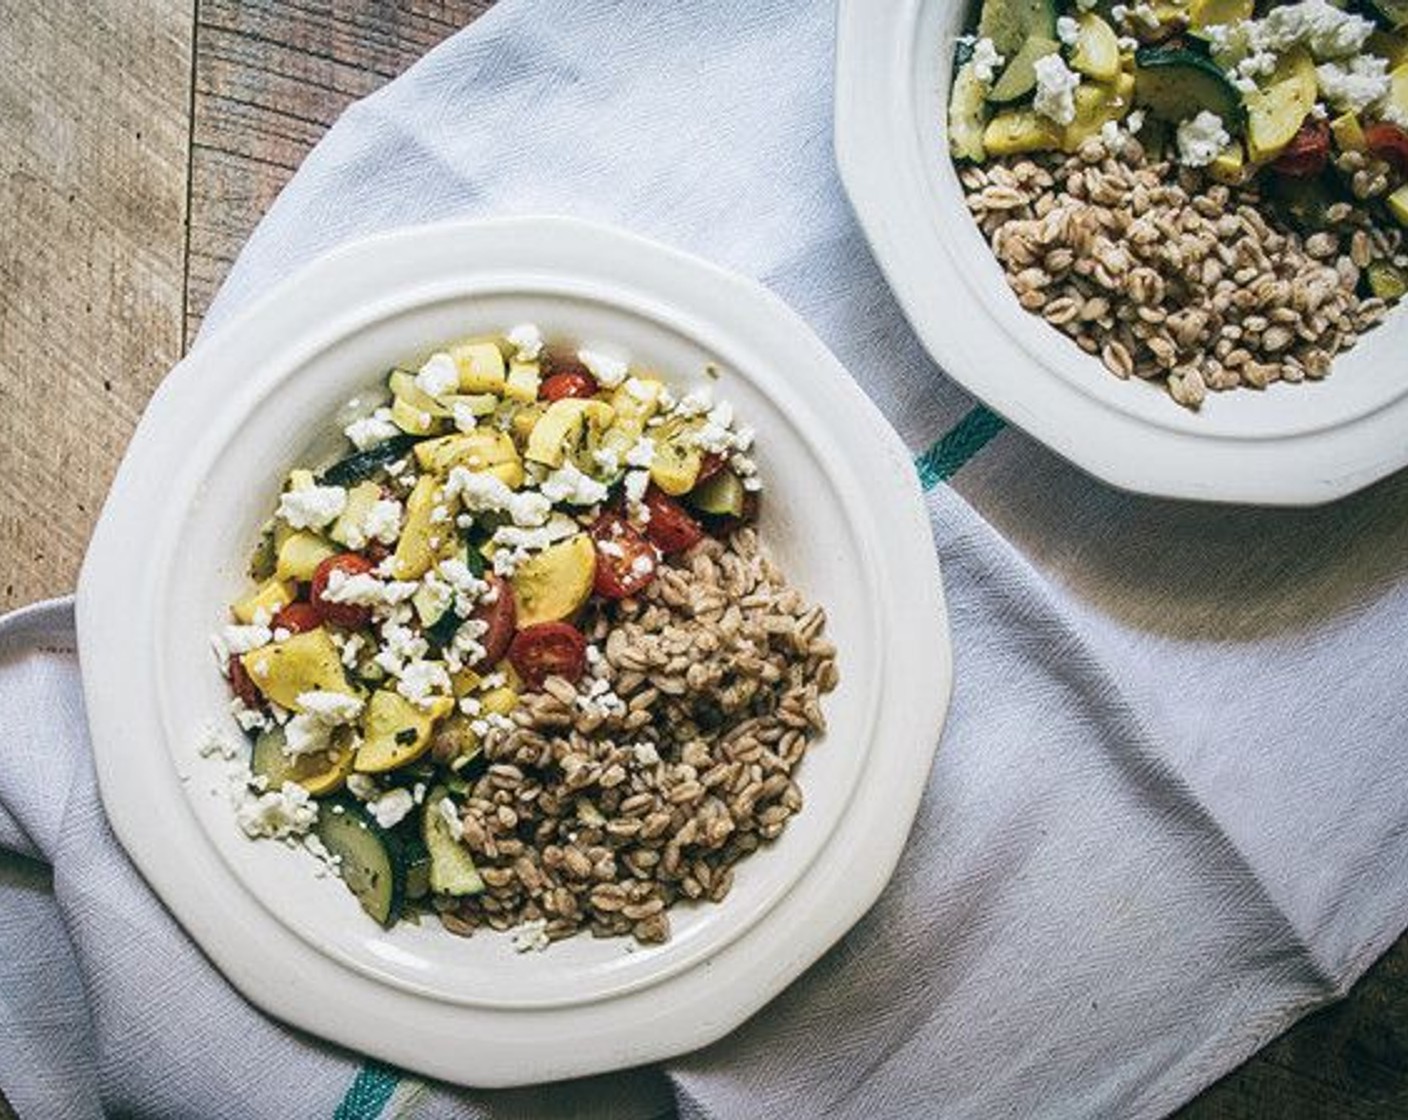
<box><xmin>333</xmin><ymin>1061</ymin><xmax>401</xmax><ymax>1120</ymax></box>
<box><xmin>915</xmin><ymin>405</ymin><xmax>1006</xmax><ymax>490</ymax></box>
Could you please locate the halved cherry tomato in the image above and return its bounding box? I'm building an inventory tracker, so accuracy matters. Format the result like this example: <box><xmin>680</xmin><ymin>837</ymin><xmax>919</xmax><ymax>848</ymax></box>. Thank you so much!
<box><xmin>272</xmin><ymin>601</ymin><xmax>322</xmax><ymax>635</ymax></box>
<box><xmin>1365</xmin><ymin>122</ymin><xmax>1408</xmax><ymax>176</ymax></box>
<box><xmin>472</xmin><ymin>573</ymin><xmax>517</xmax><ymax>670</ymax></box>
<box><xmin>310</xmin><ymin>553</ymin><xmax>376</xmax><ymax>629</ymax></box>
<box><xmin>1271</xmin><ymin>119</ymin><xmax>1330</xmax><ymax>179</ymax></box>
<box><xmin>508</xmin><ymin>621</ymin><xmax>587</xmax><ymax>688</ymax></box>
<box><xmin>642</xmin><ymin>485</ymin><xmax>703</xmax><ymax>554</ymax></box>
<box><xmin>227</xmin><ymin>656</ymin><xmax>263</xmax><ymax>710</ymax></box>
<box><xmin>590</xmin><ymin>513</ymin><xmax>658</xmax><ymax>599</ymax></box>
<box><xmin>697</xmin><ymin>452</ymin><xmax>728</xmax><ymax>483</ymax></box>
<box><xmin>540</xmin><ymin>369</ymin><xmax>598</xmax><ymax>402</ymax></box>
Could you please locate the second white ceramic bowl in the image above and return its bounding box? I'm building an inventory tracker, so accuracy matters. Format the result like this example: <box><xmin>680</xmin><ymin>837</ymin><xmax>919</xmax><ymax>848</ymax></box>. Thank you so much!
<box><xmin>836</xmin><ymin>0</ymin><xmax>1408</xmax><ymax>505</ymax></box>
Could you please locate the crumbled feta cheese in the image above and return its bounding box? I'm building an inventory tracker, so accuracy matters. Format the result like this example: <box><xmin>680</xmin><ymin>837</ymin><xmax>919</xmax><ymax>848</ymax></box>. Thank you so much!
<box><xmin>1117</xmin><ymin>35</ymin><xmax>1139</xmax><ymax>52</ymax></box>
<box><xmin>321</xmin><ymin>569</ymin><xmax>417</xmax><ymax>609</ymax></box>
<box><xmin>1208</xmin><ymin>0</ymin><xmax>1374</xmax><ymax>72</ymax></box>
<box><xmin>302</xmin><ymin>832</ymin><xmax>342</xmax><ymax>877</ymax></box>
<box><xmin>344</xmin><ymin>407</ymin><xmax>398</xmax><ymax>451</ymax></box>
<box><xmin>624</xmin><ymin>436</ymin><xmax>655</xmax><ymax>469</ymax></box>
<box><xmin>510</xmin><ymin>918</ymin><xmax>550</xmax><ymax>953</ymax></box>
<box><xmin>631</xmin><ymin>741</ymin><xmax>660</xmax><ymax>766</ymax></box>
<box><xmin>235</xmin><ymin>780</ymin><xmax>318</xmax><ymax>839</ymax></box>
<box><xmin>592</xmin><ymin>445</ymin><xmax>621</xmax><ymax>474</ymax></box>
<box><xmin>1176</xmin><ymin>111</ymin><xmax>1231</xmax><ymax>167</ymax></box>
<box><xmin>396</xmin><ymin>660</ymin><xmax>451</xmax><ymax>709</ymax></box>
<box><xmin>1316</xmin><ymin>56</ymin><xmax>1391</xmax><ymax>113</ymax></box>
<box><xmin>437</xmin><ymin>796</ymin><xmax>464</xmax><ymax>842</ymax></box>
<box><xmin>540</xmin><ymin>460</ymin><xmax>610</xmax><ymax>506</ymax></box>
<box><xmin>413</xmin><ymin>782</ymin><xmax>427</xmax><ymax>804</ymax></box>
<box><xmin>212</xmin><ymin>623</ymin><xmax>272</xmax><ymax>667</ymax></box>
<box><xmin>970</xmin><ymin>36</ymin><xmax>1005</xmax><ymax>85</ymax></box>
<box><xmin>337</xmin><ymin>497</ymin><xmax>403</xmax><ymax>550</ymax></box>
<box><xmin>622</xmin><ymin>376</ymin><xmax>656</xmax><ymax>402</ymax></box>
<box><xmin>230</xmin><ymin>699</ymin><xmax>271</xmax><ymax>733</ymax></box>
<box><xmin>507</xmin><ymin>322</ymin><xmax>544</xmax><ymax>361</ymax></box>
<box><xmin>444</xmin><ymin>466</ymin><xmax>551</xmax><ymax>527</ymax></box>
<box><xmin>346</xmin><ymin>773</ymin><xmax>378</xmax><ymax>801</ymax></box>
<box><xmin>373</xmin><ymin>619</ymin><xmax>430</xmax><ymax>678</ymax></box>
<box><xmin>277</xmin><ymin>485</ymin><xmax>346</xmax><ymax>530</ymax></box>
<box><xmin>297</xmin><ymin>690</ymin><xmax>364</xmax><ymax>725</ymax></box>
<box><xmin>367</xmin><ymin>787</ymin><xmax>415</xmax><ymax>829</ymax></box>
<box><xmin>452</xmin><ymin>401</ymin><xmax>480</xmax><ymax>433</ymax></box>
<box><xmin>1033</xmin><ymin>54</ymin><xmax>1081</xmax><ymax>127</ymax></box>
<box><xmin>415</xmin><ymin>352</ymin><xmax>460</xmax><ymax>399</ymax></box>
<box><xmin>1384</xmin><ymin>101</ymin><xmax>1408</xmax><ymax>129</ymax></box>
<box><xmin>199</xmin><ymin>725</ymin><xmax>241</xmax><ymax>760</ymax></box>
<box><xmin>577</xmin><ymin>348</ymin><xmax>629</xmax><ymax>388</ymax></box>
<box><xmin>623</xmin><ymin>470</ymin><xmax>650</xmax><ymax>504</ymax></box>
<box><xmin>1056</xmin><ymin>15</ymin><xmax>1079</xmax><ymax>46</ymax></box>
<box><xmin>673</xmin><ymin>385</ymin><xmax>713</xmax><ymax>418</ymax></box>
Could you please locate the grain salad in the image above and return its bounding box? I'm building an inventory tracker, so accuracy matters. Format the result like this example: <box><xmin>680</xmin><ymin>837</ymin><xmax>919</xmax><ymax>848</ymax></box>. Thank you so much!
<box><xmin>949</xmin><ymin>0</ymin><xmax>1408</xmax><ymax>407</ymax></box>
<box><xmin>206</xmin><ymin>327</ymin><xmax>837</xmax><ymax>948</ymax></box>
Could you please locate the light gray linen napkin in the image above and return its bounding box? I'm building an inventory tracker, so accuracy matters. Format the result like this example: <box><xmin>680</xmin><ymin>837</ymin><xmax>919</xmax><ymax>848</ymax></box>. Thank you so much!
<box><xmin>6</xmin><ymin>1</ymin><xmax>1408</xmax><ymax>1117</ymax></box>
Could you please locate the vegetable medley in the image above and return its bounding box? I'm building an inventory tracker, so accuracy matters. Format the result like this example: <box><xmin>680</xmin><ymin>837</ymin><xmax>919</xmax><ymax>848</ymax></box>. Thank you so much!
<box><xmin>949</xmin><ymin>0</ymin><xmax>1408</xmax><ymax>404</ymax></box>
<box><xmin>210</xmin><ymin>326</ymin><xmax>766</xmax><ymax>933</ymax></box>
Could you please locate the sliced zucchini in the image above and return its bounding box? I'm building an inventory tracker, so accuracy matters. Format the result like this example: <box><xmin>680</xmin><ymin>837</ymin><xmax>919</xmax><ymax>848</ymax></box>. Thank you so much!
<box><xmin>1330</xmin><ymin>111</ymin><xmax>1368</xmax><ymax>152</ymax></box>
<box><xmin>1367</xmin><ymin>0</ymin><xmax>1408</xmax><ymax>31</ymax></box>
<box><xmin>1070</xmin><ymin>13</ymin><xmax>1121</xmax><ymax>82</ymax></box>
<box><xmin>1366</xmin><ymin>260</ymin><xmax>1407</xmax><ymax>301</ymax></box>
<box><xmin>405</xmin><ymin>840</ymin><xmax>432</xmax><ymax>901</ymax></box>
<box><xmin>1245</xmin><ymin>47</ymin><xmax>1317</xmax><ymax>162</ymax></box>
<box><xmin>983</xmin><ymin>109</ymin><xmax>1065</xmax><ymax>155</ymax></box>
<box><xmin>1133</xmin><ymin>48</ymin><xmax>1244</xmax><ymax>128</ymax></box>
<box><xmin>249</xmin><ymin>725</ymin><xmax>356</xmax><ymax>797</ymax></box>
<box><xmin>248</xmin><ymin>526</ymin><xmax>277</xmax><ymax>582</ymax></box>
<box><xmin>423</xmin><ymin>787</ymin><xmax>485</xmax><ymax>897</ymax></box>
<box><xmin>1266</xmin><ymin>174</ymin><xmax>1336</xmax><ymax>234</ymax></box>
<box><xmin>978</xmin><ymin>0</ymin><xmax>1058</xmax><ymax>57</ymax></box>
<box><xmin>388</xmin><ymin>370</ymin><xmax>452</xmax><ymax>417</ymax></box>
<box><xmin>318</xmin><ymin>433</ymin><xmax>422</xmax><ymax>488</ymax></box>
<box><xmin>1389</xmin><ymin>184</ymin><xmax>1408</xmax><ymax>227</ymax></box>
<box><xmin>988</xmin><ymin>36</ymin><xmax>1060</xmax><ymax>104</ymax></box>
<box><xmin>949</xmin><ymin>61</ymin><xmax>990</xmax><ymax>162</ymax></box>
<box><xmin>690</xmin><ymin>469</ymin><xmax>747</xmax><ymax>517</ymax></box>
<box><xmin>1188</xmin><ymin>0</ymin><xmax>1252</xmax><ymax>31</ymax></box>
<box><xmin>315</xmin><ymin>800</ymin><xmax>409</xmax><ymax>926</ymax></box>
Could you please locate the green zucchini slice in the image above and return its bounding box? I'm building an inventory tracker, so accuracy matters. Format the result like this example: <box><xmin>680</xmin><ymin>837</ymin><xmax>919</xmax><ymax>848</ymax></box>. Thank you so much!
<box><xmin>318</xmin><ymin>433</ymin><xmax>423</xmax><ymax>487</ymax></box>
<box><xmin>949</xmin><ymin>60</ymin><xmax>990</xmax><ymax>162</ymax></box>
<box><xmin>315</xmin><ymin>801</ymin><xmax>409</xmax><ymax>926</ymax></box>
<box><xmin>1133</xmin><ymin>47</ymin><xmax>1244</xmax><ymax>128</ymax></box>
<box><xmin>978</xmin><ymin>0</ymin><xmax>1059</xmax><ymax>57</ymax></box>
<box><xmin>423</xmin><ymin>787</ymin><xmax>485</xmax><ymax>897</ymax></box>
<box><xmin>988</xmin><ymin>36</ymin><xmax>1061</xmax><ymax>105</ymax></box>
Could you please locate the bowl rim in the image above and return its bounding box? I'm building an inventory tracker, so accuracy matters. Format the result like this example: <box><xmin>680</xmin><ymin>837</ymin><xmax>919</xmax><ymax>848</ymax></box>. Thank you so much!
<box><xmin>76</xmin><ymin>215</ymin><xmax>953</xmax><ymax>1087</ymax></box>
<box><xmin>834</xmin><ymin>0</ymin><xmax>1408</xmax><ymax>506</ymax></box>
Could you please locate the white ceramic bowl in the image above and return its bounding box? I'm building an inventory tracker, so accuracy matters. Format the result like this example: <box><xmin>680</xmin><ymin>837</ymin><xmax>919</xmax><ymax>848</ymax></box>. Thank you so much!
<box><xmin>835</xmin><ymin>0</ymin><xmax>1408</xmax><ymax>505</ymax></box>
<box><xmin>76</xmin><ymin>217</ymin><xmax>951</xmax><ymax>1087</ymax></box>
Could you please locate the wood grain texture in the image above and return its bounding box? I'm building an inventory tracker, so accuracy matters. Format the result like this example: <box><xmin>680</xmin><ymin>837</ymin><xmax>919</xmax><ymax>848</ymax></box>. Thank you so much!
<box><xmin>0</xmin><ymin>0</ymin><xmax>193</xmax><ymax>610</ymax></box>
<box><xmin>186</xmin><ymin>0</ymin><xmax>494</xmax><ymax>340</ymax></box>
<box><xmin>4</xmin><ymin>1</ymin><xmax>1408</xmax><ymax>1114</ymax></box>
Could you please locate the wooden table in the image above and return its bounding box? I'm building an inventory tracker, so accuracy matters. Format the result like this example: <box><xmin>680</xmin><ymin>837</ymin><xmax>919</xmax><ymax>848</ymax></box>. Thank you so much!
<box><xmin>1</xmin><ymin>3</ymin><xmax>1404</xmax><ymax>1115</ymax></box>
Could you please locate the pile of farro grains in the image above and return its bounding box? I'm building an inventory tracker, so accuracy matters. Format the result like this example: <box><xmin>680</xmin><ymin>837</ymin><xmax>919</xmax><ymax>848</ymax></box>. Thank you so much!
<box><xmin>207</xmin><ymin>327</ymin><xmax>837</xmax><ymax>951</ymax></box>
<box><xmin>949</xmin><ymin>0</ymin><xmax>1408</xmax><ymax>407</ymax></box>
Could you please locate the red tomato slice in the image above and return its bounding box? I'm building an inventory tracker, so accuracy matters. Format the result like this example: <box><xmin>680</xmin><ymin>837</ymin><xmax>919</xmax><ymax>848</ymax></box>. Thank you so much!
<box><xmin>697</xmin><ymin>452</ymin><xmax>727</xmax><ymax>483</ymax></box>
<box><xmin>508</xmin><ymin>621</ymin><xmax>587</xmax><ymax>688</ymax></box>
<box><xmin>590</xmin><ymin>513</ymin><xmax>658</xmax><ymax>599</ymax></box>
<box><xmin>272</xmin><ymin>601</ymin><xmax>322</xmax><ymax>635</ymax></box>
<box><xmin>1271</xmin><ymin>119</ymin><xmax>1330</xmax><ymax>178</ymax></box>
<box><xmin>310</xmin><ymin>553</ymin><xmax>376</xmax><ymax>629</ymax></box>
<box><xmin>227</xmin><ymin>655</ymin><xmax>263</xmax><ymax>710</ymax></box>
<box><xmin>540</xmin><ymin>370</ymin><xmax>598</xmax><ymax>402</ymax></box>
<box><xmin>1365</xmin><ymin>122</ymin><xmax>1408</xmax><ymax>176</ymax></box>
<box><xmin>472</xmin><ymin>573</ymin><xmax>517</xmax><ymax>670</ymax></box>
<box><xmin>642</xmin><ymin>485</ymin><xmax>703</xmax><ymax>554</ymax></box>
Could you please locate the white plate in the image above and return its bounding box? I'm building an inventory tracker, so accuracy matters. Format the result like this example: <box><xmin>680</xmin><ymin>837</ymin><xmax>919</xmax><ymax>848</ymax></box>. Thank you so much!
<box><xmin>835</xmin><ymin>0</ymin><xmax>1408</xmax><ymax>505</ymax></box>
<box><xmin>76</xmin><ymin>217</ymin><xmax>951</xmax><ymax>1087</ymax></box>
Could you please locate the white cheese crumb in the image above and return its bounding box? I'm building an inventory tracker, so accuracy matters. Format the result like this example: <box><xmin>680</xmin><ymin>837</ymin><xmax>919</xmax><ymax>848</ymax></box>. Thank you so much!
<box><xmin>510</xmin><ymin>918</ymin><xmax>551</xmax><ymax>953</ymax></box>
<box><xmin>437</xmin><ymin>796</ymin><xmax>465</xmax><ymax>842</ymax></box>
<box><xmin>506</xmin><ymin>322</ymin><xmax>544</xmax><ymax>361</ymax></box>
<box><xmin>1175</xmin><ymin>111</ymin><xmax>1231</xmax><ymax>167</ymax></box>
<box><xmin>368</xmin><ymin>787</ymin><xmax>415</xmax><ymax>829</ymax></box>
<box><xmin>577</xmin><ymin>348</ymin><xmax>629</xmax><ymax>388</ymax></box>
<box><xmin>1316</xmin><ymin>56</ymin><xmax>1391</xmax><ymax>114</ymax></box>
<box><xmin>539</xmin><ymin>460</ymin><xmax>610</xmax><ymax>506</ymax></box>
<box><xmin>199</xmin><ymin>725</ymin><xmax>241</xmax><ymax>760</ymax></box>
<box><xmin>296</xmin><ymin>690</ymin><xmax>364</xmax><ymax>725</ymax></box>
<box><xmin>1033</xmin><ymin>54</ymin><xmax>1081</xmax><ymax>127</ymax></box>
<box><xmin>444</xmin><ymin>466</ymin><xmax>551</xmax><ymax>527</ymax></box>
<box><xmin>624</xmin><ymin>436</ymin><xmax>656</xmax><ymax>469</ymax></box>
<box><xmin>970</xmin><ymin>37</ymin><xmax>1006</xmax><ymax>86</ymax></box>
<box><xmin>344</xmin><ymin>407</ymin><xmax>398</xmax><ymax>451</ymax></box>
<box><xmin>346</xmin><ymin>773</ymin><xmax>378</xmax><ymax>801</ymax></box>
<box><xmin>396</xmin><ymin>660</ymin><xmax>452</xmax><ymax>709</ymax></box>
<box><xmin>235</xmin><ymin>781</ymin><xmax>318</xmax><ymax>839</ymax></box>
<box><xmin>277</xmin><ymin>485</ymin><xmax>346</xmax><ymax>530</ymax></box>
<box><xmin>415</xmin><ymin>352</ymin><xmax>460</xmax><ymax>399</ymax></box>
<box><xmin>230</xmin><ymin>699</ymin><xmax>271</xmax><ymax>733</ymax></box>
<box><xmin>212</xmin><ymin>623</ymin><xmax>272</xmax><ymax>667</ymax></box>
<box><xmin>1056</xmin><ymin>16</ymin><xmax>1079</xmax><ymax>46</ymax></box>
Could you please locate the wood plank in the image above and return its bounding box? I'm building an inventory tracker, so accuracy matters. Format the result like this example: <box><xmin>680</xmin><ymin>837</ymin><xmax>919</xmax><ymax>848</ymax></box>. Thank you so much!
<box><xmin>185</xmin><ymin>0</ymin><xmax>493</xmax><ymax>340</ymax></box>
<box><xmin>0</xmin><ymin>0</ymin><xmax>194</xmax><ymax>610</ymax></box>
